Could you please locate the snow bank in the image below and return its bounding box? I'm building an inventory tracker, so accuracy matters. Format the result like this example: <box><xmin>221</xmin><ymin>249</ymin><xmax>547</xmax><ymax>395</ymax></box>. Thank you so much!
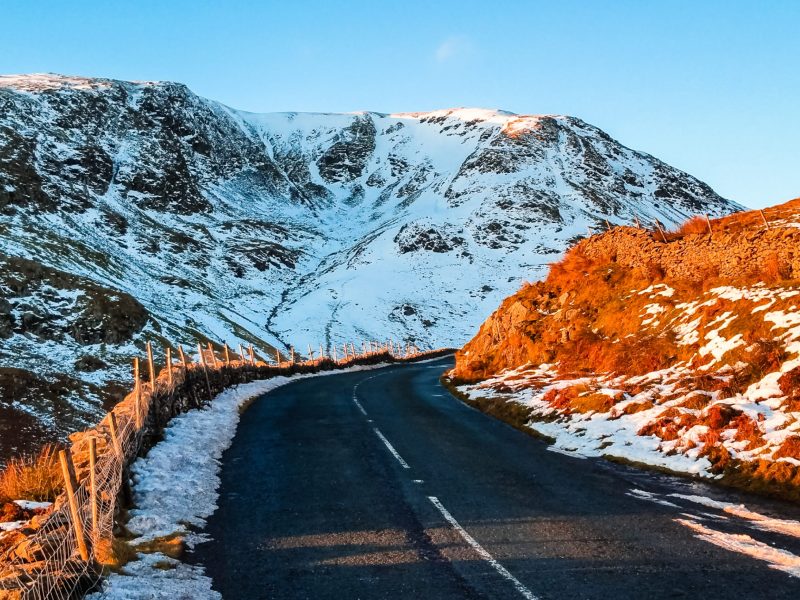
<box><xmin>89</xmin><ymin>364</ymin><xmax>390</xmax><ymax>599</ymax></box>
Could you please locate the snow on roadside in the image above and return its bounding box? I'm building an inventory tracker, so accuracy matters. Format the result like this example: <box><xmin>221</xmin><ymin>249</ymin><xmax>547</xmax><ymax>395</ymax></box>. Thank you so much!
<box><xmin>89</xmin><ymin>364</ymin><xmax>391</xmax><ymax>599</ymax></box>
<box><xmin>670</xmin><ymin>494</ymin><xmax>800</xmax><ymax>539</ymax></box>
<box><xmin>676</xmin><ymin>518</ymin><xmax>800</xmax><ymax>578</ymax></box>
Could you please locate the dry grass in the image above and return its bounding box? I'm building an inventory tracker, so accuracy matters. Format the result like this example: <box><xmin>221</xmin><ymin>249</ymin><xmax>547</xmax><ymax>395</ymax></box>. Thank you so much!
<box><xmin>666</xmin><ymin>215</ymin><xmax>710</xmax><ymax>240</ymax></box>
<box><xmin>773</xmin><ymin>437</ymin><xmax>800</xmax><ymax>461</ymax></box>
<box><xmin>544</xmin><ymin>385</ymin><xmax>620</xmax><ymax>414</ymax></box>
<box><xmin>134</xmin><ymin>532</ymin><xmax>185</xmax><ymax>559</ymax></box>
<box><xmin>0</xmin><ymin>444</ymin><xmax>63</xmax><ymax>504</ymax></box>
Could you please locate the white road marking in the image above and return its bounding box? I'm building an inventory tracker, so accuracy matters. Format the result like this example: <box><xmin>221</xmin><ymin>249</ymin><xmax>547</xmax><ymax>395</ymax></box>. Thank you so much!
<box><xmin>352</xmin><ymin>396</ymin><xmax>368</xmax><ymax>416</ymax></box>
<box><xmin>373</xmin><ymin>428</ymin><xmax>411</xmax><ymax>469</ymax></box>
<box><xmin>427</xmin><ymin>496</ymin><xmax>539</xmax><ymax>600</ymax></box>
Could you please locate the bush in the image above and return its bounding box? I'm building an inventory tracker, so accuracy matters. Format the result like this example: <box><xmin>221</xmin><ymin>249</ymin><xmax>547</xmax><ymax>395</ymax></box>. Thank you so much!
<box><xmin>0</xmin><ymin>445</ymin><xmax>63</xmax><ymax>503</ymax></box>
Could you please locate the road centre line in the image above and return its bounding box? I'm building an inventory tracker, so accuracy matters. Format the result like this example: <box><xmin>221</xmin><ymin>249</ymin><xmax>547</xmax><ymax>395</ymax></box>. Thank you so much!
<box><xmin>428</xmin><ymin>496</ymin><xmax>539</xmax><ymax>600</ymax></box>
<box><xmin>373</xmin><ymin>428</ymin><xmax>411</xmax><ymax>469</ymax></box>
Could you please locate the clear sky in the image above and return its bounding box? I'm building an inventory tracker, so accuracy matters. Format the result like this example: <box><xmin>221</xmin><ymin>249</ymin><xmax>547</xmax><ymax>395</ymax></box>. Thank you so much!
<box><xmin>2</xmin><ymin>0</ymin><xmax>797</xmax><ymax>208</ymax></box>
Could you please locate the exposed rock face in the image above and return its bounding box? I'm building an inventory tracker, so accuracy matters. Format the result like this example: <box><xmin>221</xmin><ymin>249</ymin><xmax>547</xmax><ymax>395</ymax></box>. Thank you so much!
<box><xmin>0</xmin><ymin>74</ymin><xmax>738</xmax><ymax>457</ymax></box>
<box><xmin>0</xmin><ymin>255</ymin><xmax>149</xmax><ymax>346</ymax></box>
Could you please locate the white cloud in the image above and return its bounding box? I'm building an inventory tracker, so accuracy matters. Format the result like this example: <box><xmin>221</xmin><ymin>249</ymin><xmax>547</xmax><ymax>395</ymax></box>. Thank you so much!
<box><xmin>435</xmin><ymin>36</ymin><xmax>472</xmax><ymax>63</ymax></box>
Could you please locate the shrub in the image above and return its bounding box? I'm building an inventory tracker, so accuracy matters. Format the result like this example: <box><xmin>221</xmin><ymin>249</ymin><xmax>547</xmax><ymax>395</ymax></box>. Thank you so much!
<box><xmin>571</xmin><ymin>392</ymin><xmax>616</xmax><ymax>414</ymax></box>
<box><xmin>774</xmin><ymin>437</ymin><xmax>800</xmax><ymax>461</ymax></box>
<box><xmin>0</xmin><ymin>445</ymin><xmax>63</xmax><ymax>503</ymax></box>
<box><xmin>731</xmin><ymin>414</ymin><xmax>764</xmax><ymax>450</ymax></box>
<box><xmin>778</xmin><ymin>366</ymin><xmax>800</xmax><ymax>410</ymax></box>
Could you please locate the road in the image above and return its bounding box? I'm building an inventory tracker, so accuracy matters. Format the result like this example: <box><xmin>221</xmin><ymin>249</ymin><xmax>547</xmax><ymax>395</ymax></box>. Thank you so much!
<box><xmin>193</xmin><ymin>356</ymin><xmax>800</xmax><ymax>599</ymax></box>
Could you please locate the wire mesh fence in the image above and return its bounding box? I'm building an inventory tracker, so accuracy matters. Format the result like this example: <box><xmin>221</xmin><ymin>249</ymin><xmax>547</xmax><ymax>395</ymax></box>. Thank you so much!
<box><xmin>0</xmin><ymin>342</ymin><xmax>443</xmax><ymax>599</ymax></box>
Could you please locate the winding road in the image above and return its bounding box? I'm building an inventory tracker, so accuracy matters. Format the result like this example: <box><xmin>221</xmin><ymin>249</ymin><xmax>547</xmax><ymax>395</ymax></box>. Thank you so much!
<box><xmin>193</xmin><ymin>356</ymin><xmax>800</xmax><ymax>599</ymax></box>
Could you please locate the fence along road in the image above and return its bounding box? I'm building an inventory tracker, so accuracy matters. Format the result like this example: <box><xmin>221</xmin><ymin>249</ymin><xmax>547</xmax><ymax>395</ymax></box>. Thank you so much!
<box><xmin>0</xmin><ymin>339</ymin><xmax>435</xmax><ymax>599</ymax></box>
<box><xmin>195</xmin><ymin>355</ymin><xmax>800</xmax><ymax>600</ymax></box>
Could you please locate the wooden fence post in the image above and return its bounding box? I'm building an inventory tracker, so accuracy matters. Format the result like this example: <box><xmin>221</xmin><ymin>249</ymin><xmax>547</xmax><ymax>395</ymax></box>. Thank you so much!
<box><xmin>760</xmin><ymin>209</ymin><xmax>770</xmax><ymax>230</ymax></box>
<box><xmin>274</xmin><ymin>348</ymin><xmax>280</xmax><ymax>366</ymax></box>
<box><xmin>350</xmin><ymin>343</ymin><xmax>356</xmax><ymax>358</ymax></box>
<box><xmin>332</xmin><ymin>345</ymin><xmax>338</xmax><ymax>362</ymax></box>
<box><xmin>224</xmin><ymin>344</ymin><xmax>231</xmax><ymax>366</ymax></box>
<box><xmin>207</xmin><ymin>342</ymin><xmax>219</xmax><ymax>369</ymax></box>
<box><xmin>59</xmin><ymin>449</ymin><xmax>90</xmax><ymax>562</ymax></box>
<box><xmin>146</xmin><ymin>341</ymin><xmax>156</xmax><ymax>391</ymax></box>
<box><xmin>705</xmin><ymin>214</ymin><xmax>713</xmax><ymax>235</ymax></box>
<box><xmin>178</xmin><ymin>345</ymin><xmax>188</xmax><ymax>370</ymax></box>
<box><xmin>89</xmin><ymin>437</ymin><xmax>98</xmax><ymax>544</ymax></box>
<box><xmin>133</xmin><ymin>358</ymin><xmax>143</xmax><ymax>429</ymax></box>
<box><xmin>249</xmin><ymin>344</ymin><xmax>256</xmax><ymax>366</ymax></box>
<box><xmin>654</xmin><ymin>221</ymin><xmax>668</xmax><ymax>243</ymax></box>
<box><xmin>108</xmin><ymin>413</ymin><xmax>122</xmax><ymax>457</ymax></box>
<box><xmin>634</xmin><ymin>214</ymin><xmax>642</xmax><ymax>228</ymax></box>
<box><xmin>238</xmin><ymin>344</ymin><xmax>246</xmax><ymax>364</ymax></box>
<box><xmin>165</xmin><ymin>347</ymin><xmax>173</xmax><ymax>386</ymax></box>
<box><xmin>319</xmin><ymin>344</ymin><xmax>324</xmax><ymax>361</ymax></box>
<box><xmin>197</xmin><ymin>342</ymin><xmax>213</xmax><ymax>402</ymax></box>
<box><xmin>290</xmin><ymin>346</ymin><xmax>295</xmax><ymax>365</ymax></box>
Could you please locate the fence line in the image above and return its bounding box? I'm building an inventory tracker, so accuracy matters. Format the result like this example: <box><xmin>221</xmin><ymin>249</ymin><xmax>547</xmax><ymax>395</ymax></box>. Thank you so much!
<box><xmin>0</xmin><ymin>340</ymin><xmax>445</xmax><ymax>598</ymax></box>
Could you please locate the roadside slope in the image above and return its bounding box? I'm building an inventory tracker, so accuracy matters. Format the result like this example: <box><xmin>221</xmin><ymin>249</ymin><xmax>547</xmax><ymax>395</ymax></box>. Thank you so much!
<box><xmin>450</xmin><ymin>199</ymin><xmax>800</xmax><ymax>499</ymax></box>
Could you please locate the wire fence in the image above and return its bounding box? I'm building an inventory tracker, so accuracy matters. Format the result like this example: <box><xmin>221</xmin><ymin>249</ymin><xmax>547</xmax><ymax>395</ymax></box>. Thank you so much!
<box><xmin>0</xmin><ymin>341</ymin><xmax>446</xmax><ymax>599</ymax></box>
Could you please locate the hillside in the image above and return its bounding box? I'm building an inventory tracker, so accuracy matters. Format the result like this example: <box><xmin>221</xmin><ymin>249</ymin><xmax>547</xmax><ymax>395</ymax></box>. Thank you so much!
<box><xmin>0</xmin><ymin>73</ymin><xmax>737</xmax><ymax>457</ymax></box>
<box><xmin>450</xmin><ymin>199</ymin><xmax>800</xmax><ymax>498</ymax></box>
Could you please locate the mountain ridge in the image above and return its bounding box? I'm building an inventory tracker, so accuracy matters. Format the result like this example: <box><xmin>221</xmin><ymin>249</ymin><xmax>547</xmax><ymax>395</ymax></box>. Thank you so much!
<box><xmin>0</xmin><ymin>72</ymin><xmax>738</xmax><ymax>457</ymax></box>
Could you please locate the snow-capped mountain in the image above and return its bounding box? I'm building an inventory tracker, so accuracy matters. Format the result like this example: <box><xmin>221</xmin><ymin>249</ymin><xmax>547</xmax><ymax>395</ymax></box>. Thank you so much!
<box><xmin>0</xmin><ymin>73</ymin><xmax>738</xmax><ymax>455</ymax></box>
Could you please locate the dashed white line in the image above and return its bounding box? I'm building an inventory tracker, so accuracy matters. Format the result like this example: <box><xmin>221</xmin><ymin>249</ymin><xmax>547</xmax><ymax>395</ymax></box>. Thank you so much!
<box><xmin>373</xmin><ymin>428</ymin><xmax>411</xmax><ymax>469</ymax></box>
<box><xmin>352</xmin><ymin>396</ymin><xmax>368</xmax><ymax>416</ymax></box>
<box><xmin>427</xmin><ymin>496</ymin><xmax>539</xmax><ymax>600</ymax></box>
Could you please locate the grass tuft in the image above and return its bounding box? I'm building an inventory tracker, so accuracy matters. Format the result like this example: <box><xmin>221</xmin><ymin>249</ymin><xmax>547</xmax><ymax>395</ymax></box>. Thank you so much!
<box><xmin>0</xmin><ymin>444</ymin><xmax>63</xmax><ymax>504</ymax></box>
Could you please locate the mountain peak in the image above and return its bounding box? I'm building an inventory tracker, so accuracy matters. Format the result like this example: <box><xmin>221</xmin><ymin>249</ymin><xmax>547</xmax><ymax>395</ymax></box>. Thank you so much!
<box><xmin>0</xmin><ymin>73</ymin><xmax>166</xmax><ymax>93</ymax></box>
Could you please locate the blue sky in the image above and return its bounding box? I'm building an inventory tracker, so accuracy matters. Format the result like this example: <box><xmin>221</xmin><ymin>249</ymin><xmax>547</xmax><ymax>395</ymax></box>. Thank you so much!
<box><xmin>2</xmin><ymin>0</ymin><xmax>797</xmax><ymax>208</ymax></box>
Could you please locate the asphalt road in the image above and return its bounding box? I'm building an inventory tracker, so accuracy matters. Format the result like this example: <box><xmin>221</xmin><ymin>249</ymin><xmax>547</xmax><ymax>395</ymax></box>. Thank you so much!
<box><xmin>193</xmin><ymin>356</ymin><xmax>800</xmax><ymax>599</ymax></box>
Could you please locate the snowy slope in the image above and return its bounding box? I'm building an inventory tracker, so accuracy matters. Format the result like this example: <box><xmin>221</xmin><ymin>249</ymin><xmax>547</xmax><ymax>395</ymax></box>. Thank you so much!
<box><xmin>0</xmin><ymin>73</ymin><xmax>738</xmax><ymax>453</ymax></box>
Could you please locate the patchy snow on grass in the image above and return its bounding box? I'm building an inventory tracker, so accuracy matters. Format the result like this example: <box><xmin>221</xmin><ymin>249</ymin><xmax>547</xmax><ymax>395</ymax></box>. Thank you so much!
<box><xmin>90</xmin><ymin>363</ymin><xmax>392</xmax><ymax>599</ymax></box>
<box><xmin>13</xmin><ymin>500</ymin><xmax>51</xmax><ymax>511</ymax></box>
<box><xmin>0</xmin><ymin>521</ymin><xmax>25</xmax><ymax>532</ymax></box>
<box><xmin>457</xmin><ymin>282</ymin><xmax>800</xmax><ymax>486</ymax></box>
